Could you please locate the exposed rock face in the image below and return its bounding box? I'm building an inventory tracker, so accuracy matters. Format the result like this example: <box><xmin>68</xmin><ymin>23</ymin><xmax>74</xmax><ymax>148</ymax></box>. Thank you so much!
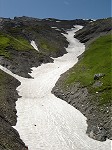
<box><xmin>52</xmin><ymin>82</ymin><xmax>111</xmax><ymax>141</ymax></box>
<box><xmin>52</xmin><ymin>79</ymin><xmax>111</xmax><ymax>141</ymax></box>
<box><xmin>0</xmin><ymin>117</ymin><xmax>28</xmax><ymax>150</ymax></box>
<box><xmin>13</xmin><ymin>16</ymin><xmax>90</xmax><ymax>30</ymax></box>
<box><xmin>0</xmin><ymin>51</ymin><xmax>53</xmax><ymax>78</ymax></box>
<box><xmin>74</xmin><ymin>18</ymin><xmax>111</xmax><ymax>44</ymax></box>
<box><xmin>0</xmin><ymin>70</ymin><xmax>28</xmax><ymax>149</ymax></box>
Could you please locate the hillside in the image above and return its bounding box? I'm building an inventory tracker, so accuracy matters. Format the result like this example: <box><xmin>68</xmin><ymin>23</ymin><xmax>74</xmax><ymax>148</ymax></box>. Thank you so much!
<box><xmin>52</xmin><ymin>18</ymin><xmax>112</xmax><ymax>141</ymax></box>
<box><xmin>0</xmin><ymin>70</ymin><xmax>28</xmax><ymax>149</ymax></box>
<box><xmin>0</xmin><ymin>17</ymin><xmax>111</xmax><ymax>149</ymax></box>
<box><xmin>0</xmin><ymin>17</ymin><xmax>90</xmax><ymax>149</ymax></box>
<box><xmin>0</xmin><ymin>17</ymin><xmax>91</xmax><ymax>78</ymax></box>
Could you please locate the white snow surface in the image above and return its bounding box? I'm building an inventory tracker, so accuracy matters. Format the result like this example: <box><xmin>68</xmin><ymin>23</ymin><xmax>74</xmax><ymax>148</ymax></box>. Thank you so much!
<box><xmin>31</xmin><ymin>40</ymin><xmax>39</xmax><ymax>51</ymax></box>
<box><xmin>56</xmin><ymin>21</ymin><xmax>61</xmax><ymax>22</ymax></box>
<box><xmin>51</xmin><ymin>27</ymin><xmax>57</xmax><ymax>29</ymax></box>
<box><xmin>51</xmin><ymin>26</ymin><xmax>61</xmax><ymax>31</ymax></box>
<box><xmin>0</xmin><ymin>25</ymin><xmax>111</xmax><ymax>150</ymax></box>
<box><xmin>55</xmin><ymin>28</ymin><xmax>61</xmax><ymax>31</ymax></box>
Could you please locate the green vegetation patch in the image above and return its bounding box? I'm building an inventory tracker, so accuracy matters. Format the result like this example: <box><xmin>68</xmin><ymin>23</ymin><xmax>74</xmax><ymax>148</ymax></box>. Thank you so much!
<box><xmin>0</xmin><ymin>34</ymin><xmax>11</xmax><ymax>58</ymax></box>
<box><xmin>64</xmin><ymin>34</ymin><xmax>112</xmax><ymax>105</ymax></box>
<box><xmin>0</xmin><ymin>32</ymin><xmax>34</xmax><ymax>58</ymax></box>
<box><xmin>39</xmin><ymin>37</ymin><xmax>58</xmax><ymax>53</ymax></box>
<box><xmin>12</xmin><ymin>36</ymin><xmax>34</xmax><ymax>50</ymax></box>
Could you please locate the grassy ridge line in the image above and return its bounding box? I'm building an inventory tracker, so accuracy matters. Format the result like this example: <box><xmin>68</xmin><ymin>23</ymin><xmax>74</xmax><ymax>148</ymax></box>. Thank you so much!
<box><xmin>64</xmin><ymin>34</ymin><xmax>111</xmax><ymax>105</ymax></box>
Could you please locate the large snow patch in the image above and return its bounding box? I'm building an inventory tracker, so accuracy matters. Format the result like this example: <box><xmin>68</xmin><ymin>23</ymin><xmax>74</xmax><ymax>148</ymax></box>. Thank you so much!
<box><xmin>0</xmin><ymin>26</ymin><xmax>111</xmax><ymax>150</ymax></box>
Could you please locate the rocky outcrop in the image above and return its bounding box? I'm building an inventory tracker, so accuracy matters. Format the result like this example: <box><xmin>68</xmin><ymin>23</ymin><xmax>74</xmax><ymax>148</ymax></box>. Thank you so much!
<box><xmin>74</xmin><ymin>18</ymin><xmax>111</xmax><ymax>45</ymax></box>
<box><xmin>0</xmin><ymin>117</ymin><xmax>28</xmax><ymax>150</ymax></box>
<box><xmin>52</xmin><ymin>81</ymin><xmax>111</xmax><ymax>141</ymax></box>
<box><xmin>94</xmin><ymin>73</ymin><xmax>105</xmax><ymax>80</ymax></box>
<box><xmin>0</xmin><ymin>70</ymin><xmax>28</xmax><ymax>149</ymax></box>
<box><xmin>0</xmin><ymin>50</ymin><xmax>53</xmax><ymax>78</ymax></box>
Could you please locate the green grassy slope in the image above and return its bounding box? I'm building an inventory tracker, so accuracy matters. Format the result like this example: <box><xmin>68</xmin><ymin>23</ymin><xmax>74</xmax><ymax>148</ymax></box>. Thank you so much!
<box><xmin>64</xmin><ymin>34</ymin><xmax>111</xmax><ymax>105</ymax></box>
<box><xmin>2</xmin><ymin>22</ymin><xmax>68</xmax><ymax>58</ymax></box>
<box><xmin>0</xmin><ymin>32</ymin><xmax>34</xmax><ymax>58</ymax></box>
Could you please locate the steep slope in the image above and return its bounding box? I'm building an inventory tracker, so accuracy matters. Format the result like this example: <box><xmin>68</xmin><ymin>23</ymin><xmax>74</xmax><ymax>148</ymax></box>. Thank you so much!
<box><xmin>52</xmin><ymin>18</ymin><xmax>112</xmax><ymax>141</ymax></box>
<box><xmin>0</xmin><ymin>31</ymin><xmax>53</xmax><ymax>78</ymax></box>
<box><xmin>0</xmin><ymin>70</ymin><xmax>28</xmax><ymax>150</ymax></box>
<box><xmin>0</xmin><ymin>17</ymin><xmax>111</xmax><ymax>149</ymax></box>
<box><xmin>74</xmin><ymin>18</ymin><xmax>111</xmax><ymax>44</ymax></box>
<box><xmin>0</xmin><ymin>17</ymin><xmax>91</xmax><ymax>77</ymax></box>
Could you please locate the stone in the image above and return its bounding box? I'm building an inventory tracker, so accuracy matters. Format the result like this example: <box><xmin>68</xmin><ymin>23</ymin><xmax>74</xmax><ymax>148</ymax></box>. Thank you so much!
<box><xmin>94</xmin><ymin>73</ymin><xmax>105</xmax><ymax>80</ymax></box>
<box><xmin>87</xmin><ymin>125</ymin><xmax>107</xmax><ymax>141</ymax></box>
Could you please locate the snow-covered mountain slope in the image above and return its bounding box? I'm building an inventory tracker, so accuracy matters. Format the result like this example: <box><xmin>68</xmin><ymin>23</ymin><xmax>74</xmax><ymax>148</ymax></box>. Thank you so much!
<box><xmin>0</xmin><ymin>17</ymin><xmax>111</xmax><ymax>149</ymax></box>
<box><xmin>0</xmin><ymin>25</ymin><xmax>110</xmax><ymax>150</ymax></box>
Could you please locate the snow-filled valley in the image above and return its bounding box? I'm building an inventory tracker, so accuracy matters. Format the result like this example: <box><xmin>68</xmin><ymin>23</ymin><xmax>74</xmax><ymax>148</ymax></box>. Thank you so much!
<box><xmin>0</xmin><ymin>26</ymin><xmax>111</xmax><ymax>150</ymax></box>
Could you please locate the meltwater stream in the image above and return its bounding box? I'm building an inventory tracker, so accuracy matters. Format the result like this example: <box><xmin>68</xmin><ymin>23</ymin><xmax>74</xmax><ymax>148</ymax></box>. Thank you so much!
<box><xmin>0</xmin><ymin>26</ymin><xmax>110</xmax><ymax>150</ymax></box>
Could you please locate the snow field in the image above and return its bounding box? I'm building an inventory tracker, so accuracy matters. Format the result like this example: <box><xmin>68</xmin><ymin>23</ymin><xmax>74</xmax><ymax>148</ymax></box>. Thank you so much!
<box><xmin>0</xmin><ymin>25</ymin><xmax>111</xmax><ymax>150</ymax></box>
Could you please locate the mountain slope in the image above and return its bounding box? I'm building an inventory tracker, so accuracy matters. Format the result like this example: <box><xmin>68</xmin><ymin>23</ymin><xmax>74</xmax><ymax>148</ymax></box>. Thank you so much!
<box><xmin>0</xmin><ymin>17</ymin><xmax>111</xmax><ymax>149</ymax></box>
<box><xmin>0</xmin><ymin>70</ymin><xmax>28</xmax><ymax>150</ymax></box>
<box><xmin>52</xmin><ymin>18</ymin><xmax>112</xmax><ymax>141</ymax></box>
<box><xmin>0</xmin><ymin>17</ymin><xmax>90</xmax><ymax>149</ymax></box>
